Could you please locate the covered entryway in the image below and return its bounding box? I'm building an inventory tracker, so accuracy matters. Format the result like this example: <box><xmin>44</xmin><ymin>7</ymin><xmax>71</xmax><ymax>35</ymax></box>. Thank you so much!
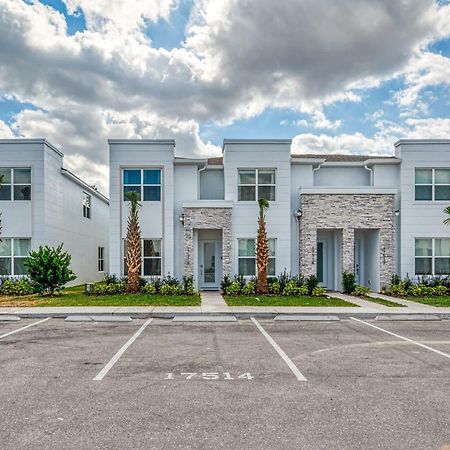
<box><xmin>198</xmin><ymin>230</ymin><xmax>222</xmax><ymax>290</ymax></box>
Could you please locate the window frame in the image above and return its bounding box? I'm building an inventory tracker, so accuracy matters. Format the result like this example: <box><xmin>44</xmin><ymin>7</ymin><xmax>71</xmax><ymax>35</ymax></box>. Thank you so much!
<box><xmin>83</xmin><ymin>192</ymin><xmax>91</xmax><ymax>219</ymax></box>
<box><xmin>237</xmin><ymin>168</ymin><xmax>276</xmax><ymax>202</ymax></box>
<box><xmin>415</xmin><ymin>168</ymin><xmax>450</xmax><ymax>201</ymax></box>
<box><xmin>123</xmin><ymin>238</ymin><xmax>162</xmax><ymax>277</ymax></box>
<box><xmin>98</xmin><ymin>247</ymin><xmax>105</xmax><ymax>272</ymax></box>
<box><xmin>0</xmin><ymin>238</ymin><xmax>31</xmax><ymax>276</ymax></box>
<box><xmin>0</xmin><ymin>167</ymin><xmax>32</xmax><ymax>201</ymax></box>
<box><xmin>237</xmin><ymin>238</ymin><xmax>276</xmax><ymax>277</ymax></box>
<box><xmin>415</xmin><ymin>237</ymin><xmax>450</xmax><ymax>276</ymax></box>
<box><xmin>122</xmin><ymin>168</ymin><xmax>162</xmax><ymax>202</ymax></box>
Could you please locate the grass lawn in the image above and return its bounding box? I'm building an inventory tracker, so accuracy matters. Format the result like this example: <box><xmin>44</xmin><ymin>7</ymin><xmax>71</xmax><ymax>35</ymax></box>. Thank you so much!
<box><xmin>224</xmin><ymin>295</ymin><xmax>358</xmax><ymax>307</ymax></box>
<box><xmin>0</xmin><ymin>285</ymin><xmax>201</xmax><ymax>307</ymax></box>
<box><xmin>361</xmin><ymin>296</ymin><xmax>406</xmax><ymax>307</ymax></box>
<box><xmin>405</xmin><ymin>296</ymin><xmax>450</xmax><ymax>307</ymax></box>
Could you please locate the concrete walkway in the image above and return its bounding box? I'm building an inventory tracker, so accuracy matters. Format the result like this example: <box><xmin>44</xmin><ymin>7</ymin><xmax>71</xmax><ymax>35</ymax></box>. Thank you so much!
<box><xmin>200</xmin><ymin>291</ymin><xmax>231</xmax><ymax>313</ymax></box>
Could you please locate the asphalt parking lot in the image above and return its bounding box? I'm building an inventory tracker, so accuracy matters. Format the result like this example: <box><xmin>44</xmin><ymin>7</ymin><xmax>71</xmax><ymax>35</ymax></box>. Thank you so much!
<box><xmin>1</xmin><ymin>317</ymin><xmax>450</xmax><ymax>450</ymax></box>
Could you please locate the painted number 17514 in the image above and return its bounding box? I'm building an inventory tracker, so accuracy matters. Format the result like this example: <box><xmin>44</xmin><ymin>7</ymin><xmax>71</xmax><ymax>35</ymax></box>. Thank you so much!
<box><xmin>164</xmin><ymin>372</ymin><xmax>254</xmax><ymax>381</ymax></box>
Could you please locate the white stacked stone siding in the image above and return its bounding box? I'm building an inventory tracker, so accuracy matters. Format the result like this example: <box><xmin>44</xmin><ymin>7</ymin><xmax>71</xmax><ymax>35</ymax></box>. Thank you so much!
<box><xmin>299</xmin><ymin>193</ymin><xmax>395</xmax><ymax>289</ymax></box>
<box><xmin>183</xmin><ymin>207</ymin><xmax>232</xmax><ymax>278</ymax></box>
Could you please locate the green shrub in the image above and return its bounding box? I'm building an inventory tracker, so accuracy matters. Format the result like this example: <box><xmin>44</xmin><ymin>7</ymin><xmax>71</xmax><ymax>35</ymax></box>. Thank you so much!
<box><xmin>92</xmin><ymin>282</ymin><xmax>125</xmax><ymax>295</ymax></box>
<box><xmin>160</xmin><ymin>283</ymin><xmax>183</xmax><ymax>295</ymax></box>
<box><xmin>268</xmin><ymin>280</ymin><xmax>281</xmax><ymax>295</ymax></box>
<box><xmin>225</xmin><ymin>281</ymin><xmax>241</xmax><ymax>296</ymax></box>
<box><xmin>389</xmin><ymin>283</ymin><xmax>406</xmax><ymax>297</ymax></box>
<box><xmin>141</xmin><ymin>283</ymin><xmax>157</xmax><ymax>295</ymax></box>
<box><xmin>352</xmin><ymin>285</ymin><xmax>370</xmax><ymax>297</ymax></box>
<box><xmin>0</xmin><ymin>278</ymin><xmax>36</xmax><ymax>296</ymax></box>
<box><xmin>407</xmin><ymin>285</ymin><xmax>422</xmax><ymax>297</ymax></box>
<box><xmin>311</xmin><ymin>287</ymin><xmax>326</xmax><ymax>297</ymax></box>
<box><xmin>432</xmin><ymin>285</ymin><xmax>447</xmax><ymax>296</ymax></box>
<box><xmin>390</xmin><ymin>274</ymin><xmax>402</xmax><ymax>286</ymax></box>
<box><xmin>307</xmin><ymin>275</ymin><xmax>318</xmax><ymax>295</ymax></box>
<box><xmin>242</xmin><ymin>280</ymin><xmax>256</xmax><ymax>295</ymax></box>
<box><xmin>221</xmin><ymin>276</ymin><xmax>232</xmax><ymax>293</ymax></box>
<box><xmin>342</xmin><ymin>271</ymin><xmax>356</xmax><ymax>294</ymax></box>
<box><xmin>182</xmin><ymin>276</ymin><xmax>195</xmax><ymax>295</ymax></box>
<box><xmin>25</xmin><ymin>244</ymin><xmax>76</xmax><ymax>295</ymax></box>
<box><xmin>282</xmin><ymin>281</ymin><xmax>308</xmax><ymax>296</ymax></box>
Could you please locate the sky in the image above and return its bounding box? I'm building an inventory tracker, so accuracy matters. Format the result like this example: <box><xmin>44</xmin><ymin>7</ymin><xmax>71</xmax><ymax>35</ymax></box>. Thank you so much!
<box><xmin>0</xmin><ymin>0</ymin><xmax>450</xmax><ymax>194</ymax></box>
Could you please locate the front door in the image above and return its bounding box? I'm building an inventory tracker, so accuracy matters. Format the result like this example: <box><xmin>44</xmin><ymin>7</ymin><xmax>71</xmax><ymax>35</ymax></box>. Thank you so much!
<box><xmin>199</xmin><ymin>240</ymin><xmax>219</xmax><ymax>290</ymax></box>
<box><xmin>317</xmin><ymin>240</ymin><xmax>328</xmax><ymax>287</ymax></box>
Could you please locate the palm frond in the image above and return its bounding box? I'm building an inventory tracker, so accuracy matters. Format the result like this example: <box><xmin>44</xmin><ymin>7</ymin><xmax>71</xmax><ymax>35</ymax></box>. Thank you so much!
<box><xmin>443</xmin><ymin>206</ymin><xmax>450</xmax><ymax>226</ymax></box>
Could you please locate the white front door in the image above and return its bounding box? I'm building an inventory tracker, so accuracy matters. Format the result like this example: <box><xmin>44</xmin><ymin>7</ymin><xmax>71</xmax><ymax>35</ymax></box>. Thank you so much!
<box><xmin>354</xmin><ymin>239</ymin><xmax>361</xmax><ymax>285</ymax></box>
<box><xmin>317</xmin><ymin>240</ymin><xmax>328</xmax><ymax>287</ymax></box>
<box><xmin>199</xmin><ymin>240</ymin><xmax>220</xmax><ymax>290</ymax></box>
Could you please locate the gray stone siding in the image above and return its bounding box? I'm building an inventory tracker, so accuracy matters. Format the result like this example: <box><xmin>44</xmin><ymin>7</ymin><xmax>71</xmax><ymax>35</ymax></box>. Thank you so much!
<box><xmin>299</xmin><ymin>194</ymin><xmax>395</xmax><ymax>289</ymax></box>
<box><xmin>182</xmin><ymin>207</ymin><xmax>232</xmax><ymax>278</ymax></box>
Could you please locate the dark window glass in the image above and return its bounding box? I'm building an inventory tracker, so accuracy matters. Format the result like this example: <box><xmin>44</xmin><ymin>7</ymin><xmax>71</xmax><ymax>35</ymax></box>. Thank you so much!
<box><xmin>238</xmin><ymin>186</ymin><xmax>255</xmax><ymax>201</ymax></box>
<box><xmin>435</xmin><ymin>185</ymin><xmax>450</xmax><ymax>201</ymax></box>
<box><xmin>14</xmin><ymin>185</ymin><xmax>31</xmax><ymax>201</ymax></box>
<box><xmin>239</xmin><ymin>169</ymin><xmax>256</xmax><ymax>184</ymax></box>
<box><xmin>143</xmin><ymin>185</ymin><xmax>161</xmax><ymax>201</ymax></box>
<box><xmin>123</xmin><ymin>186</ymin><xmax>141</xmax><ymax>201</ymax></box>
<box><xmin>143</xmin><ymin>170</ymin><xmax>161</xmax><ymax>185</ymax></box>
<box><xmin>0</xmin><ymin>258</ymin><xmax>11</xmax><ymax>275</ymax></box>
<box><xmin>268</xmin><ymin>258</ymin><xmax>275</xmax><ymax>277</ymax></box>
<box><xmin>415</xmin><ymin>185</ymin><xmax>432</xmax><ymax>200</ymax></box>
<box><xmin>0</xmin><ymin>168</ymin><xmax>11</xmax><ymax>183</ymax></box>
<box><xmin>143</xmin><ymin>240</ymin><xmax>161</xmax><ymax>257</ymax></box>
<box><xmin>435</xmin><ymin>258</ymin><xmax>450</xmax><ymax>275</ymax></box>
<box><xmin>123</xmin><ymin>170</ymin><xmax>141</xmax><ymax>185</ymax></box>
<box><xmin>13</xmin><ymin>258</ymin><xmax>27</xmax><ymax>276</ymax></box>
<box><xmin>238</xmin><ymin>258</ymin><xmax>256</xmax><ymax>276</ymax></box>
<box><xmin>143</xmin><ymin>258</ymin><xmax>161</xmax><ymax>276</ymax></box>
<box><xmin>258</xmin><ymin>185</ymin><xmax>275</xmax><ymax>201</ymax></box>
<box><xmin>13</xmin><ymin>168</ymin><xmax>31</xmax><ymax>184</ymax></box>
<box><xmin>0</xmin><ymin>185</ymin><xmax>11</xmax><ymax>200</ymax></box>
<box><xmin>415</xmin><ymin>258</ymin><xmax>432</xmax><ymax>275</ymax></box>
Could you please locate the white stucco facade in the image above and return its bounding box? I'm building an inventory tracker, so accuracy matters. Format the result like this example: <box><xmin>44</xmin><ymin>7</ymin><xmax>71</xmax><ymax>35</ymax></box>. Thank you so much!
<box><xmin>0</xmin><ymin>139</ymin><xmax>109</xmax><ymax>285</ymax></box>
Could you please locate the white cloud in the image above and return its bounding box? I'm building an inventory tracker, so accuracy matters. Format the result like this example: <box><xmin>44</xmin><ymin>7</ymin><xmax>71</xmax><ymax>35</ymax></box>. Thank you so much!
<box><xmin>0</xmin><ymin>120</ymin><xmax>14</xmax><ymax>138</ymax></box>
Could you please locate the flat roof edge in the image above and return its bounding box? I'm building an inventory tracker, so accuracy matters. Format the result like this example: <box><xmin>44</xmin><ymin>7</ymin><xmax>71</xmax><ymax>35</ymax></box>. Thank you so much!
<box><xmin>108</xmin><ymin>139</ymin><xmax>176</xmax><ymax>146</ymax></box>
<box><xmin>0</xmin><ymin>138</ymin><xmax>64</xmax><ymax>157</ymax></box>
<box><xmin>395</xmin><ymin>139</ymin><xmax>450</xmax><ymax>147</ymax></box>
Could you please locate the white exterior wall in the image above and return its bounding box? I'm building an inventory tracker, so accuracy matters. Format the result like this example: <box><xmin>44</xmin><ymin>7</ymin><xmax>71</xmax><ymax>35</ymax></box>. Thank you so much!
<box><xmin>0</xmin><ymin>140</ymin><xmax>109</xmax><ymax>284</ymax></box>
<box><xmin>314</xmin><ymin>166</ymin><xmax>370</xmax><ymax>186</ymax></box>
<box><xmin>223</xmin><ymin>141</ymin><xmax>292</xmax><ymax>276</ymax></box>
<box><xmin>109</xmin><ymin>140</ymin><xmax>175</xmax><ymax>277</ymax></box>
<box><xmin>396</xmin><ymin>141</ymin><xmax>450</xmax><ymax>278</ymax></box>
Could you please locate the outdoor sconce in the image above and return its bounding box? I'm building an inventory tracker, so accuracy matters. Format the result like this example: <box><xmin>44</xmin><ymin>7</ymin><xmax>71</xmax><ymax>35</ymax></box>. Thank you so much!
<box><xmin>179</xmin><ymin>214</ymin><xmax>185</xmax><ymax>226</ymax></box>
<box><xmin>294</xmin><ymin>209</ymin><xmax>302</xmax><ymax>220</ymax></box>
<box><xmin>395</xmin><ymin>210</ymin><xmax>400</xmax><ymax>217</ymax></box>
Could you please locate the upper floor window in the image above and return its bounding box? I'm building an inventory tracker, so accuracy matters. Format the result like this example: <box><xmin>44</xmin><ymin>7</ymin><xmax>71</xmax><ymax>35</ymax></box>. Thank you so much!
<box><xmin>0</xmin><ymin>238</ymin><xmax>31</xmax><ymax>276</ymax></box>
<box><xmin>123</xmin><ymin>169</ymin><xmax>161</xmax><ymax>202</ymax></box>
<box><xmin>415</xmin><ymin>238</ymin><xmax>450</xmax><ymax>275</ymax></box>
<box><xmin>123</xmin><ymin>239</ymin><xmax>162</xmax><ymax>277</ymax></box>
<box><xmin>0</xmin><ymin>168</ymin><xmax>31</xmax><ymax>201</ymax></box>
<box><xmin>415</xmin><ymin>168</ymin><xmax>450</xmax><ymax>201</ymax></box>
<box><xmin>83</xmin><ymin>192</ymin><xmax>91</xmax><ymax>219</ymax></box>
<box><xmin>237</xmin><ymin>238</ymin><xmax>276</xmax><ymax>276</ymax></box>
<box><xmin>98</xmin><ymin>247</ymin><xmax>105</xmax><ymax>272</ymax></box>
<box><xmin>238</xmin><ymin>169</ymin><xmax>275</xmax><ymax>202</ymax></box>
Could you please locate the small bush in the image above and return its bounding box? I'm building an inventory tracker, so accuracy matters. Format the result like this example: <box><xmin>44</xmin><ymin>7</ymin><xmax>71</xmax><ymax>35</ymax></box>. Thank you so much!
<box><xmin>390</xmin><ymin>274</ymin><xmax>402</xmax><ymax>286</ymax></box>
<box><xmin>242</xmin><ymin>280</ymin><xmax>256</xmax><ymax>295</ymax></box>
<box><xmin>268</xmin><ymin>280</ymin><xmax>281</xmax><ymax>295</ymax></box>
<box><xmin>352</xmin><ymin>285</ymin><xmax>370</xmax><ymax>297</ymax></box>
<box><xmin>307</xmin><ymin>275</ymin><xmax>318</xmax><ymax>295</ymax></box>
<box><xmin>311</xmin><ymin>287</ymin><xmax>326</xmax><ymax>297</ymax></box>
<box><xmin>282</xmin><ymin>281</ymin><xmax>308</xmax><ymax>296</ymax></box>
<box><xmin>0</xmin><ymin>278</ymin><xmax>36</xmax><ymax>296</ymax></box>
<box><xmin>433</xmin><ymin>285</ymin><xmax>448</xmax><ymax>296</ymax></box>
<box><xmin>407</xmin><ymin>285</ymin><xmax>422</xmax><ymax>297</ymax></box>
<box><xmin>225</xmin><ymin>281</ymin><xmax>241</xmax><ymax>296</ymax></box>
<box><xmin>92</xmin><ymin>282</ymin><xmax>125</xmax><ymax>295</ymax></box>
<box><xmin>220</xmin><ymin>276</ymin><xmax>232</xmax><ymax>293</ymax></box>
<box><xmin>389</xmin><ymin>283</ymin><xmax>406</xmax><ymax>297</ymax></box>
<box><xmin>160</xmin><ymin>283</ymin><xmax>183</xmax><ymax>295</ymax></box>
<box><xmin>182</xmin><ymin>276</ymin><xmax>195</xmax><ymax>295</ymax></box>
<box><xmin>342</xmin><ymin>271</ymin><xmax>356</xmax><ymax>294</ymax></box>
<box><xmin>141</xmin><ymin>283</ymin><xmax>157</xmax><ymax>295</ymax></box>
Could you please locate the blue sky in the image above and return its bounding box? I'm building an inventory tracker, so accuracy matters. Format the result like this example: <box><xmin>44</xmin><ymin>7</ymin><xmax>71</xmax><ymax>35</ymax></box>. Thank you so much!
<box><xmin>1</xmin><ymin>0</ymin><xmax>450</xmax><ymax>191</ymax></box>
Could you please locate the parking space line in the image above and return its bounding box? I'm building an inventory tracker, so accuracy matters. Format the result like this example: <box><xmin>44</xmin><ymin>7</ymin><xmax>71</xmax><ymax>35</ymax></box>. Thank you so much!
<box><xmin>0</xmin><ymin>318</ymin><xmax>51</xmax><ymax>340</ymax></box>
<box><xmin>351</xmin><ymin>317</ymin><xmax>450</xmax><ymax>360</ymax></box>
<box><xmin>93</xmin><ymin>318</ymin><xmax>153</xmax><ymax>381</ymax></box>
<box><xmin>251</xmin><ymin>318</ymin><xmax>307</xmax><ymax>381</ymax></box>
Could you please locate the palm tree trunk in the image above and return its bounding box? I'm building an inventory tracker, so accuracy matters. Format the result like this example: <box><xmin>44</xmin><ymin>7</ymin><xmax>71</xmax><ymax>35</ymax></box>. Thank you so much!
<box><xmin>125</xmin><ymin>191</ymin><xmax>142</xmax><ymax>293</ymax></box>
<box><xmin>256</xmin><ymin>208</ymin><xmax>269</xmax><ymax>294</ymax></box>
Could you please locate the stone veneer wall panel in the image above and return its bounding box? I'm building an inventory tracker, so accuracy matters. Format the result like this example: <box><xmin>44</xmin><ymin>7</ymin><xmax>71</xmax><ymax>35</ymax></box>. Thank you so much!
<box><xmin>183</xmin><ymin>207</ymin><xmax>232</xmax><ymax>279</ymax></box>
<box><xmin>299</xmin><ymin>194</ymin><xmax>395</xmax><ymax>289</ymax></box>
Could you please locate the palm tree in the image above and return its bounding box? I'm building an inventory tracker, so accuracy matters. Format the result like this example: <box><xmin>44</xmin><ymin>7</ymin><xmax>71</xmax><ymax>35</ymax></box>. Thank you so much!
<box><xmin>125</xmin><ymin>190</ymin><xmax>142</xmax><ymax>293</ymax></box>
<box><xmin>444</xmin><ymin>206</ymin><xmax>450</xmax><ymax>226</ymax></box>
<box><xmin>256</xmin><ymin>198</ymin><xmax>270</xmax><ymax>294</ymax></box>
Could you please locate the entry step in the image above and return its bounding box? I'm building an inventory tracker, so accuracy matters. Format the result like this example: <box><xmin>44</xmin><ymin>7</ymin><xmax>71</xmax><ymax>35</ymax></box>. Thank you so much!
<box><xmin>65</xmin><ymin>315</ymin><xmax>132</xmax><ymax>322</ymax></box>
<box><xmin>173</xmin><ymin>315</ymin><xmax>237</xmax><ymax>322</ymax></box>
<box><xmin>275</xmin><ymin>315</ymin><xmax>339</xmax><ymax>321</ymax></box>
<box><xmin>375</xmin><ymin>314</ymin><xmax>441</xmax><ymax>321</ymax></box>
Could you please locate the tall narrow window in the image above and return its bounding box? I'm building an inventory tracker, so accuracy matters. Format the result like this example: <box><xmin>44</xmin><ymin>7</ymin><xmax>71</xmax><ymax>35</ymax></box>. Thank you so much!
<box><xmin>415</xmin><ymin>168</ymin><xmax>450</xmax><ymax>201</ymax></box>
<box><xmin>0</xmin><ymin>168</ymin><xmax>31</xmax><ymax>201</ymax></box>
<box><xmin>83</xmin><ymin>192</ymin><xmax>91</xmax><ymax>219</ymax></box>
<box><xmin>123</xmin><ymin>169</ymin><xmax>161</xmax><ymax>201</ymax></box>
<box><xmin>237</xmin><ymin>238</ymin><xmax>276</xmax><ymax>276</ymax></box>
<box><xmin>123</xmin><ymin>239</ymin><xmax>162</xmax><ymax>276</ymax></box>
<box><xmin>98</xmin><ymin>247</ymin><xmax>105</xmax><ymax>272</ymax></box>
<box><xmin>0</xmin><ymin>238</ymin><xmax>31</xmax><ymax>276</ymax></box>
<box><xmin>238</xmin><ymin>169</ymin><xmax>275</xmax><ymax>201</ymax></box>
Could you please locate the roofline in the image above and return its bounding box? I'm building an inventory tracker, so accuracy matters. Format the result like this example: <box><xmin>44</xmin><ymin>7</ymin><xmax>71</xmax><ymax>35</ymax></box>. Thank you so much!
<box><xmin>0</xmin><ymin>138</ymin><xmax>64</xmax><ymax>157</ymax></box>
<box><xmin>394</xmin><ymin>139</ymin><xmax>450</xmax><ymax>147</ymax></box>
<box><xmin>61</xmin><ymin>168</ymin><xmax>109</xmax><ymax>204</ymax></box>
<box><xmin>222</xmin><ymin>139</ymin><xmax>292</xmax><ymax>151</ymax></box>
<box><xmin>174</xmin><ymin>157</ymin><xmax>207</xmax><ymax>166</ymax></box>
<box><xmin>108</xmin><ymin>139</ymin><xmax>176</xmax><ymax>146</ymax></box>
<box><xmin>291</xmin><ymin>156</ymin><xmax>400</xmax><ymax>165</ymax></box>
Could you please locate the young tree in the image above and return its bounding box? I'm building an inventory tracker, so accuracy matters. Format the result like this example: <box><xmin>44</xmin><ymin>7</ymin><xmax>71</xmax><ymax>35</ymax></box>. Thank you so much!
<box><xmin>444</xmin><ymin>206</ymin><xmax>450</xmax><ymax>226</ymax></box>
<box><xmin>256</xmin><ymin>198</ymin><xmax>270</xmax><ymax>294</ymax></box>
<box><xmin>125</xmin><ymin>190</ymin><xmax>142</xmax><ymax>293</ymax></box>
<box><xmin>25</xmin><ymin>244</ymin><xmax>76</xmax><ymax>295</ymax></box>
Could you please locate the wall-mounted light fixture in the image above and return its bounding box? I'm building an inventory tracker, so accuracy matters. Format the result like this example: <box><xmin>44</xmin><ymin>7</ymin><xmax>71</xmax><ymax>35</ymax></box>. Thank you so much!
<box><xmin>394</xmin><ymin>210</ymin><xmax>400</xmax><ymax>217</ymax></box>
<box><xmin>294</xmin><ymin>209</ymin><xmax>302</xmax><ymax>220</ymax></box>
<box><xmin>179</xmin><ymin>214</ymin><xmax>185</xmax><ymax>226</ymax></box>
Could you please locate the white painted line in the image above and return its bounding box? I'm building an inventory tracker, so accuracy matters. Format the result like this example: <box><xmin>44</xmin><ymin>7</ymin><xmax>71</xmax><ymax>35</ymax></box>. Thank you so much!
<box><xmin>251</xmin><ymin>317</ymin><xmax>307</xmax><ymax>381</ymax></box>
<box><xmin>350</xmin><ymin>317</ymin><xmax>450</xmax><ymax>360</ymax></box>
<box><xmin>93</xmin><ymin>318</ymin><xmax>153</xmax><ymax>381</ymax></box>
<box><xmin>0</xmin><ymin>318</ymin><xmax>51</xmax><ymax>340</ymax></box>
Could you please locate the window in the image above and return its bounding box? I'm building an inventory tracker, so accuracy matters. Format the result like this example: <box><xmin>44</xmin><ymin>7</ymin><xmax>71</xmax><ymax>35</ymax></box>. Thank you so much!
<box><xmin>237</xmin><ymin>238</ymin><xmax>276</xmax><ymax>276</ymax></box>
<box><xmin>415</xmin><ymin>238</ymin><xmax>450</xmax><ymax>275</ymax></box>
<box><xmin>98</xmin><ymin>247</ymin><xmax>104</xmax><ymax>272</ymax></box>
<box><xmin>83</xmin><ymin>192</ymin><xmax>91</xmax><ymax>219</ymax></box>
<box><xmin>123</xmin><ymin>239</ymin><xmax>162</xmax><ymax>276</ymax></box>
<box><xmin>415</xmin><ymin>168</ymin><xmax>450</xmax><ymax>201</ymax></box>
<box><xmin>0</xmin><ymin>168</ymin><xmax>31</xmax><ymax>201</ymax></box>
<box><xmin>123</xmin><ymin>169</ymin><xmax>161</xmax><ymax>202</ymax></box>
<box><xmin>0</xmin><ymin>238</ymin><xmax>31</xmax><ymax>276</ymax></box>
<box><xmin>238</xmin><ymin>169</ymin><xmax>275</xmax><ymax>202</ymax></box>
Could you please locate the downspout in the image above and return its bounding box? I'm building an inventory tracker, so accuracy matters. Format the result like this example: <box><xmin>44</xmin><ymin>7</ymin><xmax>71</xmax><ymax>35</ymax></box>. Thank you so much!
<box><xmin>364</xmin><ymin>163</ymin><xmax>374</xmax><ymax>186</ymax></box>
<box><xmin>197</xmin><ymin>161</ymin><xmax>207</xmax><ymax>200</ymax></box>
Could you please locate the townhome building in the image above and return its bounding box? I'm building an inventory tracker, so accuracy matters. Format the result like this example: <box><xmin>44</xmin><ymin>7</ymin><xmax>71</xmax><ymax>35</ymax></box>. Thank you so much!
<box><xmin>108</xmin><ymin>138</ymin><xmax>450</xmax><ymax>292</ymax></box>
<box><xmin>0</xmin><ymin>139</ymin><xmax>109</xmax><ymax>284</ymax></box>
